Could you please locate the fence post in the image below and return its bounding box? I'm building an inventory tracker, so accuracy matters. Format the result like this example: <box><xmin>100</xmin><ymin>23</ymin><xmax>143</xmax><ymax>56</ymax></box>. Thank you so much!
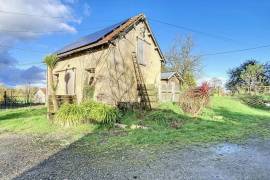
<box><xmin>3</xmin><ymin>91</ymin><xmax>7</xmax><ymax>108</ymax></box>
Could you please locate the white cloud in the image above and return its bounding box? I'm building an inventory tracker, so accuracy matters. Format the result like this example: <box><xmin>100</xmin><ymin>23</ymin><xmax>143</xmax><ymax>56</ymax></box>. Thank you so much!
<box><xmin>0</xmin><ymin>0</ymin><xmax>78</xmax><ymax>86</ymax></box>
<box><xmin>0</xmin><ymin>0</ymin><xmax>79</xmax><ymax>48</ymax></box>
<box><xmin>0</xmin><ymin>0</ymin><xmax>78</xmax><ymax>39</ymax></box>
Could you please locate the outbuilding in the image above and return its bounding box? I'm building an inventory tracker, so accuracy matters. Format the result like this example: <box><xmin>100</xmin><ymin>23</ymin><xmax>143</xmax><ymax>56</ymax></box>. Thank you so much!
<box><xmin>160</xmin><ymin>72</ymin><xmax>182</xmax><ymax>102</ymax></box>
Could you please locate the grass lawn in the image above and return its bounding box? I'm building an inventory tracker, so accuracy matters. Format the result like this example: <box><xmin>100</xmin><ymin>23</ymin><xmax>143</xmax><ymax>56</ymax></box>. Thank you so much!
<box><xmin>0</xmin><ymin>106</ymin><xmax>97</xmax><ymax>142</ymax></box>
<box><xmin>0</xmin><ymin>96</ymin><xmax>270</xmax><ymax>150</ymax></box>
<box><xmin>81</xmin><ymin>95</ymin><xmax>270</xmax><ymax>152</ymax></box>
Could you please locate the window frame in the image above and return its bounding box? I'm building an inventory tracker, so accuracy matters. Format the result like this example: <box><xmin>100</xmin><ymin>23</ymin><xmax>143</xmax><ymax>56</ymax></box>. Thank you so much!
<box><xmin>137</xmin><ymin>37</ymin><xmax>151</xmax><ymax>66</ymax></box>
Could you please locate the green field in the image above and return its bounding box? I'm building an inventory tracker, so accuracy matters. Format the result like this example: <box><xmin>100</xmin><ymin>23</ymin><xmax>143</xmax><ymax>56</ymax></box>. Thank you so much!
<box><xmin>0</xmin><ymin>96</ymin><xmax>270</xmax><ymax>149</ymax></box>
<box><xmin>0</xmin><ymin>106</ymin><xmax>97</xmax><ymax>142</ymax></box>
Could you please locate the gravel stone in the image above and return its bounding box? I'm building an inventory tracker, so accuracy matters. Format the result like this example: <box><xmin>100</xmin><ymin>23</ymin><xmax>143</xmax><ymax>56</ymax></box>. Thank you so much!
<box><xmin>1</xmin><ymin>133</ymin><xmax>270</xmax><ymax>180</ymax></box>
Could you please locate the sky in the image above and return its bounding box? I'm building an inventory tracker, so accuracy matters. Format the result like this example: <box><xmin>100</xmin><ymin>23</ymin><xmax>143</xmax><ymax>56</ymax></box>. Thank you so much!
<box><xmin>0</xmin><ymin>0</ymin><xmax>270</xmax><ymax>87</ymax></box>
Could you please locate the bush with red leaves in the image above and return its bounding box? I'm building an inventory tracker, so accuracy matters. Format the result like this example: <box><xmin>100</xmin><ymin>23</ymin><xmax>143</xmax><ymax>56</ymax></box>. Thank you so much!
<box><xmin>199</xmin><ymin>82</ymin><xmax>211</xmax><ymax>96</ymax></box>
<box><xmin>179</xmin><ymin>82</ymin><xmax>211</xmax><ymax>117</ymax></box>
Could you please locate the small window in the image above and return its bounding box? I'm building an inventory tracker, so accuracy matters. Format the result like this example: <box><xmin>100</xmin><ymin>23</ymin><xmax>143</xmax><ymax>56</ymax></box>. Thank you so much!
<box><xmin>85</xmin><ymin>68</ymin><xmax>95</xmax><ymax>86</ymax></box>
<box><xmin>86</xmin><ymin>68</ymin><xmax>95</xmax><ymax>73</ymax></box>
<box><xmin>89</xmin><ymin>76</ymin><xmax>94</xmax><ymax>86</ymax></box>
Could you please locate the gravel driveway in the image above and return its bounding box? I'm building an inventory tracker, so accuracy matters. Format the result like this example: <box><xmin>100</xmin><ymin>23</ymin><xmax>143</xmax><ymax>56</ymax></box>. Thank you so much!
<box><xmin>1</xmin><ymin>133</ymin><xmax>270</xmax><ymax>180</ymax></box>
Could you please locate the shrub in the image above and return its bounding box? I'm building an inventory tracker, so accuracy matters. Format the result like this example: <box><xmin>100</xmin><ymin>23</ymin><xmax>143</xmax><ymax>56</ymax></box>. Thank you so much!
<box><xmin>81</xmin><ymin>101</ymin><xmax>120</xmax><ymax>124</ymax></box>
<box><xmin>146</xmin><ymin>111</ymin><xmax>168</xmax><ymax>125</ymax></box>
<box><xmin>179</xmin><ymin>82</ymin><xmax>211</xmax><ymax>117</ymax></box>
<box><xmin>82</xmin><ymin>86</ymin><xmax>95</xmax><ymax>101</ymax></box>
<box><xmin>239</xmin><ymin>95</ymin><xmax>270</xmax><ymax>109</ymax></box>
<box><xmin>55</xmin><ymin>103</ymin><xmax>85</xmax><ymax>127</ymax></box>
<box><xmin>55</xmin><ymin>101</ymin><xmax>120</xmax><ymax>127</ymax></box>
<box><xmin>146</xmin><ymin>109</ymin><xmax>182</xmax><ymax>127</ymax></box>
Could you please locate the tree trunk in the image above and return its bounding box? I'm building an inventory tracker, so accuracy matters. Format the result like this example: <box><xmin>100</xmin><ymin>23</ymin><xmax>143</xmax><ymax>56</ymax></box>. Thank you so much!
<box><xmin>48</xmin><ymin>67</ymin><xmax>58</xmax><ymax>113</ymax></box>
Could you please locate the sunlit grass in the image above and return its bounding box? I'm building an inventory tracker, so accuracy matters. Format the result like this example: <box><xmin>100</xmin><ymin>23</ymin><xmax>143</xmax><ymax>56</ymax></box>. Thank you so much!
<box><xmin>0</xmin><ymin>106</ymin><xmax>97</xmax><ymax>142</ymax></box>
<box><xmin>81</xmin><ymin>96</ymin><xmax>270</xmax><ymax>151</ymax></box>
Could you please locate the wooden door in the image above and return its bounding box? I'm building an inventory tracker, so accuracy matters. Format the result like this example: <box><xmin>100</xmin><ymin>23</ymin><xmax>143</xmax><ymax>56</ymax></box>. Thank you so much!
<box><xmin>65</xmin><ymin>69</ymin><xmax>75</xmax><ymax>95</ymax></box>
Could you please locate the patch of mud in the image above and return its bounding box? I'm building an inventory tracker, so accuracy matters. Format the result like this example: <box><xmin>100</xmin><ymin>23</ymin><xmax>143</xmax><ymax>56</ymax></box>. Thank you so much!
<box><xmin>211</xmin><ymin>143</ymin><xmax>243</xmax><ymax>155</ymax></box>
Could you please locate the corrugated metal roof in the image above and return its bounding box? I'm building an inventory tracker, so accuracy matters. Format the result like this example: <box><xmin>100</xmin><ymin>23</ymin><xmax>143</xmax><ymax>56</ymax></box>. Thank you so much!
<box><xmin>56</xmin><ymin>19</ymin><xmax>127</xmax><ymax>55</ymax></box>
<box><xmin>161</xmin><ymin>72</ymin><xmax>179</xmax><ymax>80</ymax></box>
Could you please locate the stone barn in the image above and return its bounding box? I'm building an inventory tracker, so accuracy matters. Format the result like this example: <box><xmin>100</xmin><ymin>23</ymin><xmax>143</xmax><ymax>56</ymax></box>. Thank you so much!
<box><xmin>47</xmin><ymin>13</ymin><xmax>165</xmax><ymax>111</ymax></box>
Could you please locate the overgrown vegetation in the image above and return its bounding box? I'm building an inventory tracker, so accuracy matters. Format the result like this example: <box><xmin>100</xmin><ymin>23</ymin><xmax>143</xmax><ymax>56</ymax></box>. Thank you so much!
<box><xmin>239</xmin><ymin>94</ymin><xmax>270</xmax><ymax>110</ymax></box>
<box><xmin>82</xmin><ymin>86</ymin><xmax>95</xmax><ymax>101</ymax></box>
<box><xmin>179</xmin><ymin>82</ymin><xmax>211</xmax><ymax>117</ymax></box>
<box><xmin>55</xmin><ymin>104</ymin><xmax>85</xmax><ymax>127</ymax></box>
<box><xmin>81</xmin><ymin>96</ymin><xmax>270</xmax><ymax>151</ymax></box>
<box><xmin>81</xmin><ymin>101</ymin><xmax>120</xmax><ymax>124</ymax></box>
<box><xmin>55</xmin><ymin>101</ymin><xmax>120</xmax><ymax>126</ymax></box>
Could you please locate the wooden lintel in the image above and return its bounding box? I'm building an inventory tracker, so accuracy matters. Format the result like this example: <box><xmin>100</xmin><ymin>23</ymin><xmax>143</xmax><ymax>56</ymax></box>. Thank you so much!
<box><xmin>55</xmin><ymin>67</ymin><xmax>75</xmax><ymax>73</ymax></box>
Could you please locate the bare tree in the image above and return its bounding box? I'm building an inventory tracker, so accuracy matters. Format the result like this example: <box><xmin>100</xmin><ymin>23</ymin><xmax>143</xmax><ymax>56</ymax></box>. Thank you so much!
<box><xmin>166</xmin><ymin>35</ymin><xmax>202</xmax><ymax>88</ymax></box>
<box><xmin>22</xmin><ymin>83</ymin><xmax>31</xmax><ymax>103</ymax></box>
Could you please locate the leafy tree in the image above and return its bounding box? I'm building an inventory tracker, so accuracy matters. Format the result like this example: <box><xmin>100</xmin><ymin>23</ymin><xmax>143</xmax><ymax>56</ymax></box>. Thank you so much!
<box><xmin>226</xmin><ymin>60</ymin><xmax>270</xmax><ymax>94</ymax></box>
<box><xmin>182</xmin><ymin>72</ymin><xmax>196</xmax><ymax>89</ymax></box>
<box><xmin>240</xmin><ymin>64</ymin><xmax>264</xmax><ymax>93</ymax></box>
<box><xmin>226</xmin><ymin>60</ymin><xmax>257</xmax><ymax>93</ymax></box>
<box><xmin>264</xmin><ymin>62</ymin><xmax>270</xmax><ymax>85</ymax></box>
<box><xmin>165</xmin><ymin>36</ymin><xmax>201</xmax><ymax>88</ymax></box>
<box><xmin>44</xmin><ymin>54</ymin><xmax>58</xmax><ymax>113</ymax></box>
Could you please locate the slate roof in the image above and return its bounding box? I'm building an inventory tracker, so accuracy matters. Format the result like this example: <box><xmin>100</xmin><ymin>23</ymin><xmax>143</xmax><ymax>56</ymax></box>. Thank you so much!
<box><xmin>56</xmin><ymin>13</ymin><xmax>164</xmax><ymax>60</ymax></box>
<box><xmin>161</xmin><ymin>72</ymin><xmax>181</xmax><ymax>80</ymax></box>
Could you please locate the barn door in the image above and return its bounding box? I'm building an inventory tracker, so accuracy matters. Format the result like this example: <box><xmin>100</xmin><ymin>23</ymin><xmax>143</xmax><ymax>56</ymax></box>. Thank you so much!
<box><xmin>65</xmin><ymin>69</ymin><xmax>75</xmax><ymax>95</ymax></box>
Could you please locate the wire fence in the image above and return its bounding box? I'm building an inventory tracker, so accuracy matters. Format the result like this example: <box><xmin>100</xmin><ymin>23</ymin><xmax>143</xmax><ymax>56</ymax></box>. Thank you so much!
<box><xmin>0</xmin><ymin>91</ymin><xmax>43</xmax><ymax>109</ymax></box>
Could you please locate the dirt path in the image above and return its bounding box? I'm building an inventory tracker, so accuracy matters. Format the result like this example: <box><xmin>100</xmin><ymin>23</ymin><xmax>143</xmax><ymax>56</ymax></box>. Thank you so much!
<box><xmin>1</xmin><ymin>134</ymin><xmax>270</xmax><ymax>180</ymax></box>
